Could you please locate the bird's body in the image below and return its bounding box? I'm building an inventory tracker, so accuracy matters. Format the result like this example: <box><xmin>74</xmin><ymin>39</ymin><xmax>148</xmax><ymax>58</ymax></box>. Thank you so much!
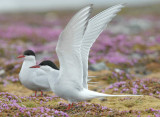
<box><xmin>49</xmin><ymin>72</ymin><xmax>140</xmax><ymax>104</ymax></box>
<box><xmin>19</xmin><ymin>56</ymin><xmax>37</xmax><ymax>91</ymax></box>
<box><xmin>52</xmin><ymin>4</ymin><xmax>142</xmax><ymax>104</ymax></box>
<box><xmin>19</xmin><ymin>57</ymin><xmax>51</xmax><ymax>91</ymax></box>
<box><xmin>18</xmin><ymin>50</ymin><xmax>59</xmax><ymax>96</ymax></box>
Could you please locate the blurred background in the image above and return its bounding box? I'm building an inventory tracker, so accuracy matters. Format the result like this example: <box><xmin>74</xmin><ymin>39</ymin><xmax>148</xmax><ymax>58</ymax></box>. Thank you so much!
<box><xmin>0</xmin><ymin>0</ymin><xmax>160</xmax><ymax>12</ymax></box>
<box><xmin>0</xmin><ymin>0</ymin><xmax>160</xmax><ymax>86</ymax></box>
<box><xmin>0</xmin><ymin>0</ymin><xmax>159</xmax><ymax>68</ymax></box>
<box><xmin>0</xmin><ymin>0</ymin><xmax>160</xmax><ymax>116</ymax></box>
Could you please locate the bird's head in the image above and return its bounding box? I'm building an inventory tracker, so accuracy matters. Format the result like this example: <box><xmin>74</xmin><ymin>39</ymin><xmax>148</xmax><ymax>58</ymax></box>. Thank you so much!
<box><xmin>17</xmin><ymin>50</ymin><xmax>36</xmax><ymax>61</ymax></box>
<box><xmin>30</xmin><ymin>60</ymin><xmax>59</xmax><ymax>71</ymax></box>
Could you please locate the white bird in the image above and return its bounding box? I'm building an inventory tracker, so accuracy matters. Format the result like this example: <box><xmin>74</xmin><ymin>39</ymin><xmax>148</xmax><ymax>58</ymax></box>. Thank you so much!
<box><xmin>31</xmin><ymin>4</ymin><xmax>142</xmax><ymax>110</ymax></box>
<box><xmin>18</xmin><ymin>50</ymin><xmax>94</xmax><ymax>96</ymax></box>
<box><xmin>17</xmin><ymin>50</ymin><xmax>59</xmax><ymax>96</ymax></box>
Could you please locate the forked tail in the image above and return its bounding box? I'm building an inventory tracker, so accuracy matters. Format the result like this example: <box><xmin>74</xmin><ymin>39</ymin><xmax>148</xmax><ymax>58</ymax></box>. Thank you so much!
<box><xmin>81</xmin><ymin>89</ymin><xmax>143</xmax><ymax>100</ymax></box>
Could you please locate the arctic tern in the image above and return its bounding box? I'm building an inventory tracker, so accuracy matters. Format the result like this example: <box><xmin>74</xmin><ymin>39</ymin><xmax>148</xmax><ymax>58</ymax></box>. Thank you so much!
<box><xmin>31</xmin><ymin>4</ymin><xmax>142</xmax><ymax>110</ymax></box>
<box><xmin>17</xmin><ymin>50</ymin><xmax>59</xmax><ymax>96</ymax></box>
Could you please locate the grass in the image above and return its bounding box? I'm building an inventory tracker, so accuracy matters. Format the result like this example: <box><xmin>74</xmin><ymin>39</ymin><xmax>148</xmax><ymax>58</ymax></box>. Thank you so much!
<box><xmin>0</xmin><ymin>74</ymin><xmax>160</xmax><ymax>116</ymax></box>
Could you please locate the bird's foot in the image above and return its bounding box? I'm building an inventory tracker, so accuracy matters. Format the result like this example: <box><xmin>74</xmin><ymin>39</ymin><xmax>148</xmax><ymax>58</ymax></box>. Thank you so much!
<box><xmin>70</xmin><ymin>103</ymin><xmax>73</xmax><ymax>108</ymax></box>
<box><xmin>41</xmin><ymin>91</ymin><xmax>43</xmax><ymax>97</ymax></box>
<box><xmin>64</xmin><ymin>104</ymin><xmax>71</xmax><ymax>111</ymax></box>
<box><xmin>35</xmin><ymin>91</ymin><xmax>37</xmax><ymax>97</ymax></box>
<box><xmin>64</xmin><ymin>103</ymin><xmax>73</xmax><ymax>111</ymax></box>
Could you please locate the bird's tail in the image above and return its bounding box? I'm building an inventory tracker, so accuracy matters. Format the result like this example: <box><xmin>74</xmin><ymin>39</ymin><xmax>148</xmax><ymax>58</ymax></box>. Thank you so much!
<box><xmin>81</xmin><ymin>89</ymin><xmax>143</xmax><ymax>100</ymax></box>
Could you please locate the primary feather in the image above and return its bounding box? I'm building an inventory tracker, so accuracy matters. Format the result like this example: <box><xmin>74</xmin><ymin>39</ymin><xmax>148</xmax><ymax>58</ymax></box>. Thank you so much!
<box><xmin>81</xmin><ymin>4</ymin><xmax>124</xmax><ymax>89</ymax></box>
<box><xmin>56</xmin><ymin>5</ymin><xmax>92</xmax><ymax>89</ymax></box>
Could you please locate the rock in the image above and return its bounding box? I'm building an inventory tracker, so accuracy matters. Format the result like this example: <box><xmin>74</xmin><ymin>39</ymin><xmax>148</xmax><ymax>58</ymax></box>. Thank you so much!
<box><xmin>109</xmin><ymin>24</ymin><xmax>130</xmax><ymax>34</ymax></box>
<box><xmin>99</xmin><ymin>98</ymin><xmax>107</xmax><ymax>102</ymax></box>
<box><xmin>132</xmin><ymin>66</ymin><xmax>151</xmax><ymax>76</ymax></box>
<box><xmin>89</xmin><ymin>62</ymin><xmax>109</xmax><ymax>71</ymax></box>
<box><xmin>128</xmin><ymin>19</ymin><xmax>152</xmax><ymax>31</ymax></box>
<box><xmin>127</xmin><ymin>19</ymin><xmax>152</xmax><ymax>34</ymax></box>
<box><xmin>93</xmin><ymin>88</ymin><xmax>98</xmax><ymax>91</ymax></box>
<box><xmin>114</xmin><ymin>68</ymin><xmax>122</xmax><ymax>73</ymax></box>
<box><xmin>124</xmin><ymin>68</ymin><xmax>131</xmax><ymax>74</ymax></box>
<box><xmin>0</xmin><ymin>69</ymin><xmax>5</xmax><ymax>76</ymax></box>
<box><xmin>108</xmin><ymin>18</ymin><xmax>152</xmax><ymax>34</ymax></box>
<box><xmin>148</xmin><ymin>52</ymin><xmax>159</xmax><ymax>59</ymax></box>
<box><xmin>130</xmin><ymin>53</ymin><xmax>142</xmax><ymax>60</ymax></box>
<box><xmin>146</xmin><ymin>63</ymin><xmax>160</xmax><ymax>72</ymax></box>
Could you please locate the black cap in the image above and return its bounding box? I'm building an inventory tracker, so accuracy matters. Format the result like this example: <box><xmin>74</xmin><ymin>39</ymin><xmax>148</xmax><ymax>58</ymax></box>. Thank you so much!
<box><xmin>23</xmin><ymin>50</ymin><xmax>36</xmax><ymax>57</ymax></box>
<box><xmin>39</xmin><ymin>60</ymin><xmax>59</xmax><ymax>70</ymax></box>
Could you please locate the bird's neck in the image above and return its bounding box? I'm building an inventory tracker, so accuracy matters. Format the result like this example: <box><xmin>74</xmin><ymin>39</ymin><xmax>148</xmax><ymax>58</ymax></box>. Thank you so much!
<box><xmin>21</xmin><ymin>59</ymin><xmax>36</xmax><ymax>72</ymax></box>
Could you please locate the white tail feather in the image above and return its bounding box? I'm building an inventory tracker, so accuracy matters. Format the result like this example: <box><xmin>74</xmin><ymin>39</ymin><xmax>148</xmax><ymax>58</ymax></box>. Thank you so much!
<box><xmin>88</xmin><ymin>76</ymin><xmax>97</xmax><ymax>78</ymax></box>
<box><xmin>80</xmin><ymin>89</ymin><xmax>143</xmax><ymax>100</ymax></box>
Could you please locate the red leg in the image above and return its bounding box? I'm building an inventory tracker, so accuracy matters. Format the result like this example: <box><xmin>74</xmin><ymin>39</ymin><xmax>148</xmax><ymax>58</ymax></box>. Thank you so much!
<box><xmin>35</xmin><ymin>91</ymin><xmax>37</xmax><ymax>97</ymax></box>
<box><xmin>65</xmin><ymin>104</ymin><xmax>71</xmax><ymax>110</ymax></box>
<box><xmin>70</xmin><ymin>103</ymin><xmax>73</xmax><ymax>109</ymax></box>
<box><xmin>41</xmin><ymin>91</ymin><xmax>43</xmax><ymax>96</ymax></box>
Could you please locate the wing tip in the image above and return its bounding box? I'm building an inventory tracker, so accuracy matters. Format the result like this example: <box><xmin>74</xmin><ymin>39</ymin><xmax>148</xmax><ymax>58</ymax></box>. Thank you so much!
<box><xmin>87</xmin><ymin>4</ymin><xmax>94</xmax><ymax>7</ymax></box>
<box><xmin>81</xmin><ymin>4</ymin><xmax>93</xmax><ymax>17</ymax></box>
<box><xmin>116</xmin><ymin>3</ymin><xmax>126</xmax><ymax>8</ymax></box>
<box><xmin>84</xmin><ymin>4</ymin><xmax>93</xmax><ymax>10</ymax></box>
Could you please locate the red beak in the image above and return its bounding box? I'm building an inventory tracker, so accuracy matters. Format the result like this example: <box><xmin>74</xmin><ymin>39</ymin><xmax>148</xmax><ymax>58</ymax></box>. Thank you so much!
<box><xmin>17</xmin><ymin>55</ymin><xmax>25</xmax><ymax>58</ymax></box>
<box><xmin>30</xmin><ymin>65</ymin><xmax>40</xmax><ymax>68</ymax></box>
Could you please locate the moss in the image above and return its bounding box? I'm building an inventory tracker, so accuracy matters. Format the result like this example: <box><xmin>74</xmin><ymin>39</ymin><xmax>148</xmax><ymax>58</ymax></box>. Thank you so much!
<box><xmin>22</xmin><ymin>101</ymin><xmax>37</xmax><ymax>107</ymax></box>
<box><xmin>0</xmin><ymin>90</ymin><xmax>160</xmax><ymax>116</ymax></box>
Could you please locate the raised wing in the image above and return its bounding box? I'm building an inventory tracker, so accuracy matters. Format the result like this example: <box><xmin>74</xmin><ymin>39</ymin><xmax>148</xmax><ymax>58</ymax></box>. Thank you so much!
<box><xmin>81</xmin><ymin>4</ymin><xmax>124</xmax><ymax>89</ymax></box>
<box><xmin>56</xmin><ymin>5</ymin><xmax>92</xmax><ymax>89</ymax></box>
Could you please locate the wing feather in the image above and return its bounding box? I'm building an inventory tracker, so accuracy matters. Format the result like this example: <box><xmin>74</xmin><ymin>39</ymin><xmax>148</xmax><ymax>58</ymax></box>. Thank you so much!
<box><xmin>56</xmin><ymin>5</ymin><xmax>92</xmax><ymax>88</ymax></box>
<box><xmin>81</xmin><ymin>4</ymin><xmax>124</xmax><ymax>89</ymax></box>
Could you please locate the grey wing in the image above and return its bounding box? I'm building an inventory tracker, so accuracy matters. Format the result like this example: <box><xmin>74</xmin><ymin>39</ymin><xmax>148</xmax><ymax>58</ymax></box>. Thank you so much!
<box><xmin>56</xmin><ymin>5</ymin><xmax>92</xmax><ymax>89</ymax></box>
<box><xmin>81</xmin><ymin>4</ymin><xmax>124</xmax><ymax>89</ymax></box>
<box><xmin>32</xmin><ymin>69</ymin><xmax>51</xmax><ymax>91</ymax></box>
